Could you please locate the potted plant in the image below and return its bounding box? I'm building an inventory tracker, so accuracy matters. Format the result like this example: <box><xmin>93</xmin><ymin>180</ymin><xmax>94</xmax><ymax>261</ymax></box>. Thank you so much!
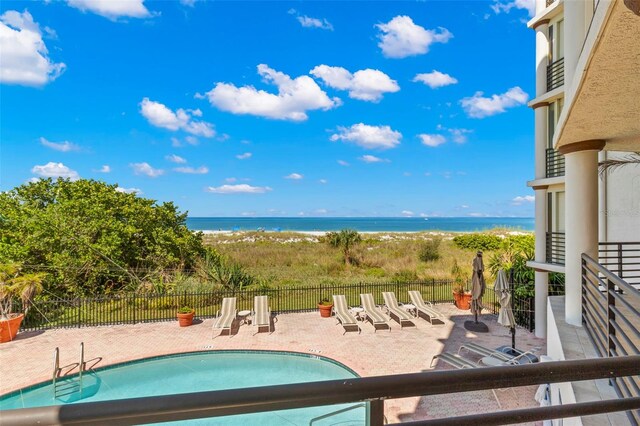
<box><xmin>451</xmin><ymin>260</ymin><xmax>472</xmax><ymax>310</ymax></box>
<box><xmin>177</xmin><ymin>306</ymin><xmax>195</xmax><ymax>327</ymax></box>
<box><xmin>0</xmin><ymin>263</ymin><xmax>44</xmax><ymax>343</ymax></box>
<box><xmin>318</xmin><ymin>298</ymin><xmax>333</xmax><ymax>318</ymax></box>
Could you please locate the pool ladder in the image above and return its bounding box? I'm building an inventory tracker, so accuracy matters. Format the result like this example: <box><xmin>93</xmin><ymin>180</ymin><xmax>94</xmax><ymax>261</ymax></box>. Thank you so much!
<box><xmin>52</xmin><ymin>342</ymin><xmax>85</xmax><ymax>398</ymax></box>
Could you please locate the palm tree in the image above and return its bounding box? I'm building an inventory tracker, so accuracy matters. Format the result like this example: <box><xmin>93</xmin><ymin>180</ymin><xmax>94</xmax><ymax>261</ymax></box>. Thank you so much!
<box><xmin>599</xmin><ymin>151</ymin><xmax>640</xmax><ymax>177</ymax></box>
<box><xmin>325</xmin><ymin>229</ymin><xmax>362</xmax><ymax>265</ymax></box>
<box><xmin>0</xmin><ymin>263</ymin><xmax>44</xmax><ymax>319</ymax></box>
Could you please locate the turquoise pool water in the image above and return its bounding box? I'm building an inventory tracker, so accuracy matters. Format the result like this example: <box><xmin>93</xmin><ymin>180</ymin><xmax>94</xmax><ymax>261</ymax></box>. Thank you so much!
<box><xmin>0</xmin><ymin>351</ymin><xmax>366</xmax><ymax>425</ymax></box>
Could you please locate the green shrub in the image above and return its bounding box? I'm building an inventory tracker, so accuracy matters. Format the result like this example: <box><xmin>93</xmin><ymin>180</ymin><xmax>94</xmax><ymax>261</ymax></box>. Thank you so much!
<box><xmin>392</xmin><ymin>270</ymin><xmax>419</xmax><ymax>283</ymax></box>
<box><xmin>365</xmin><ymin>267</ymin><xmax>386</xmax><ymax>278</ymax></box>
<box><xmin>452</xmin><ymin>234</ymin><xmax>502</xmax><ymax>251</ymax></box>
<box><xmin>418</xmin><ymin>238</ymin><xmax>441</xmax><ymax>262</ymax></box>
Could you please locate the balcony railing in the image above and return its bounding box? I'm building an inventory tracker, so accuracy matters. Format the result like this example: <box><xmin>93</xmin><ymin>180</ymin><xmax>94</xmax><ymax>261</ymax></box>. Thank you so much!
<box><xmin>547</xmin><ymin>57</ymin><xmax>565</xmax><ymax>91</ymax></box>
<box><xmin>3</xmin><ymin>356</ymin><xmax>640</xmax><ymax>425</ymax></box>
<box><xmin>546</xmin><ymin>232</ymin><xmax>566</xmax><ymax>265</ymax></box>
<box><xmin>599</xmin><ymin>242</ymin><xmax>640</xmax><ymax>286</ymax></box>
<box><xmin>546</xmin><ymin>148</ymin><xmax>565</xmax><ymax>178</ymax></box>
<box><xmin>581</xmin><ymin>253</ymin><xmax>640</xmax><ymax>425</ymax></box>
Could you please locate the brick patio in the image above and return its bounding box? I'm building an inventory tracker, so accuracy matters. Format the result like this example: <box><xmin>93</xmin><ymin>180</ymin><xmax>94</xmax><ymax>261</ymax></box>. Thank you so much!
<box><xmin>0</xmin><ymin>304</ymin><xmax>546</xmax><ymax>423</ymax></box>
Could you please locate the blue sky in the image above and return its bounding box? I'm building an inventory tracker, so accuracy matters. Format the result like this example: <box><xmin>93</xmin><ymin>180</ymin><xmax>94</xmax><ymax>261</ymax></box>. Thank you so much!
<box><xmin>0</xmin><ymin>0</ymin><xmax>537</xmax><ymax>217</ymax></box>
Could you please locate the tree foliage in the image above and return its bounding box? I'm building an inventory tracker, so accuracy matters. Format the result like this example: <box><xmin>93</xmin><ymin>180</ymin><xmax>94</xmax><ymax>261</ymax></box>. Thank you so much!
<box><xmin>0</xmin><ymin>179</ymin><xmax>205</xmax><ymax>296</ymax></box>
<box><xmin>325</xmin><ymin>229</ymin><xmax>362</xmax><ymax>265</ymax></box>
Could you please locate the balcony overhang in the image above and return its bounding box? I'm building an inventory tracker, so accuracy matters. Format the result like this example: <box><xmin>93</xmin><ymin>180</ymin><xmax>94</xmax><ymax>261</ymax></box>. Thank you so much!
<box><xmin>527</xmin><ymin>260</ymin><xmax>566</xmax><ymax>274</ymax></box>
<box><xmin>555</xmin><ymin>0</ymin><xmax>640</xmax><ymax>152</ymax></box>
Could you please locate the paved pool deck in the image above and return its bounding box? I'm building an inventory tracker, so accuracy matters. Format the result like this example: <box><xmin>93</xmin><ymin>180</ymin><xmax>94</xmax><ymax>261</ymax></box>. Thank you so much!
<box><xmin>0</xmin><ymin>304</ymin><xmax>546</xmax><ymax>423</ymax></box>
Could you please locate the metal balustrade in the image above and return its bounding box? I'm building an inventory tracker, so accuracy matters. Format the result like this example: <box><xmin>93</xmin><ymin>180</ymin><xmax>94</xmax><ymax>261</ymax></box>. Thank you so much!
<box><xmin>546</xmin><ymin>232</ymin><xmax>566</xmax><ymax>265</ymax></box>
<box><xmin>582</xmin><ymin>253</ymin><xmax>640</xmax><ymax>425</ymax></box>
<box><xmin>3</xmin><ymin>356</ymin><xmax>640</xmax><ymax>426</ymax></box>
<box><xmin>599</xmin><ymin>242</ymin><xmax>640</xmax><ymax>286</ymax></box>
<box><xmin>547</xmin><ymin>57</ymin><xmax>565</xmax><ymax>91</ymax></box>
<box><xmin>546</xmin><ymin>148</ymin><xmax>565</xmax><ymax>178</ymax></box>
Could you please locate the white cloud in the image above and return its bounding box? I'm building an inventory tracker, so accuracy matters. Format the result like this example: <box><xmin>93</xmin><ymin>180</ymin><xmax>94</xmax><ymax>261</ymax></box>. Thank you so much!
<box><xmin>174</xmin><ymin>166</ymin><xmax>208</xmax><ymax>174</ymax></box>
<box><xmin>297</xmin><ymin>15</ymin><xmax>333</xmax><ymax>30</ymax></box>
<box><xmin>310</xmin><ymin>65</ymin><xmax>399</xmax><ymax>102</ymax></box>
<box><xmin>419</xmin><ymin>134</ymin><xmax>446</xmax><ymax>147</ymax></box>
<box><xmin>130</xmin><ymin>162</ymin><xmax>164</xmax><ymax>178</ymax></box>
<box><xmin>330</xmin><ymin>123</ymin><xmax>401</xmax><ymax>150</ymax></box>
<box><xmin>179</xmin><ymin>0</ymin><xmax>197</xmax><ymax>7</ymax></box>
<box><xmin>401</xmin><ymin>210</ymin><xmax>414</xmax><ymax>217</ymax></box>
<box><xmin>314</xmin><ymin>208</ymin><xmax>328</xmax><ymax>214</ymax></box>
<box><xmin>449</xmin><ymin>128</ymin><xmax>472</xmax><ymax>144</ymax></box>
<box><xmin>461</xmin><ymin>86</ymin><xmax>529</xmax><ymax>118</ymax></box>
<box><xmin>319</xmin><ymin>179</ymin><xmax>328</xmax><ymax>184</ymax></box>
<box><xmin>171</xmin><ymin>136</ymin><xmax>199</xmax><ymax>147</ymax></box>
<box><xmin>205</xmin><ymin>64</ymin><xmax>340</xmax><ymax>121</ymax></box>
<box><xmin>165</xmin><ymin>154</ymin><xmax>187</xmax><ymax>164</ymax></box>
<box><xmin>31</xmin><ymin>162</ymin><xmax>79</xmax><ymax>180</ymax></box>
<box><xmin>236</xmin><ymin>152</ymin><xmax>252</xmax><ymax>160</ymax></box>
<box><xmin>224</xmin><ymin>177</ymin><xmax>237</xmax><ymax>183</ymax></box>
<box><xmin>285</xmin><ymin>173</ymin><xmax>304</xmax><ymax>180</ymax></box>
<box><xmin>97</xmin><ymin>165</ymin><xmax>111</xmax><ymax>173</ymax></box>
<box><xmin>413</xmin><ymin>70</ymin><xmax>458</xmax><ymax>89</ymax></box>
<box><xmin>490</xmin><ymin>0</ymin><xmax>536</xmax><ymax>17</ymax></box>
<box><xmin>0</xmin><ymin>10</ymin><xmax>66</xmax><ymax>86</ymax></box>
<box><xmin>140</xmin><ymin>98</ymin><xmax>215</xmax><ymax>137</ymax></box>
<box><xmin>66</xmin><ymin>0</ymin><xmax>152</xmax><ymax>20</ymax></box>
<box><xmin>115</xmin><ymin>186</ymin><xmax>142</xmax><ymax>195</ymax></box>
<box><xmin>512</xmin><ymin>195</ymin><xmax>535</xmax><ymax>205</ymax></box>
<box><xmin>376</xmin><ymin>16</ymin><xmax>452</xmax><ymax>59</ymax></box>
<box><xmin>39</xmin><ymin>137</ymin><xmax>80</xmax><ymax>152</ymax></box>
<box><xmin>206</xmin><ymin>184</ymin><xmax>272</xmax><ymax>194</ymax></box>
<box><xmin>337</xmin><ymin>160</ymin><xmax>350</xmax><ymax>167</ymax></box>
<box><xmin>359</xmin><ymin>155</ymin><xmax>390</xmax><ymax>163</ymax></box>
<box><xmin>468</xmin><ymin>212</ymin><xmax>489</xmax><ymax>217</ymax></box>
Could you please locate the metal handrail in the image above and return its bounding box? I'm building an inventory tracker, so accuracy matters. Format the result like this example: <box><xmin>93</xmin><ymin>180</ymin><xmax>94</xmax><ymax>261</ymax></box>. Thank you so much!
<box><xmin>52</xmin><ymin>347</ymin><xmax>60</xmax><ymax>394</ymax></box>
<box><xmin>4</xmin><ymin>356</ymin><xmax>640</xmax><ymax>426</ymax></box>
<box><xmin>546</xmin><ymin>232</ymin><xmax>565</xmax><ymax>265</ymax></box>
<box><xmin>309</xmin><ymin>403</ymin><xmax>367</xmax><ymax>425</ymax></box>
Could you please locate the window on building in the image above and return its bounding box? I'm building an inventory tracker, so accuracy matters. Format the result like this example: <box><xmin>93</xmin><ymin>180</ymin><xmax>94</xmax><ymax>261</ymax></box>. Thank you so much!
<box><xmin>548</xmin><ymin>19</ymin><xmax>564</xmax><ymax>62</ymax></box>
<box><xmin>547</xmin><ymin>98</ymin><xmax>564</xmax><ymax>147</ymax></box>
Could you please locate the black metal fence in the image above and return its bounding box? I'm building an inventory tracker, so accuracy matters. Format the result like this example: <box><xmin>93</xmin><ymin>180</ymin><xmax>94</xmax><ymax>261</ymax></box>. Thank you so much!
<box><xmin>18</xmin><ymin>279</ymin><xmax>540</xmax><ymax>332</ymax></box>
<box><xmin>599</xmin><ymin>241</ymin><xmax>640</xmax><ymax>286</ymax></box>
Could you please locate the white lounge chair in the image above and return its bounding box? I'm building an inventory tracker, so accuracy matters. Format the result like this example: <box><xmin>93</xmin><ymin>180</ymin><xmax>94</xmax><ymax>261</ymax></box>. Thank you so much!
<box><xmin>382</xmin><ymin>292</ymin><xmax>414</xmax><ymax>328</ymax></box>
<box><xmin>212</xmin><ymin>297</ymin><xmax>237</xmax><ymax>337</ymax></box>
<box><xmin>408</xmin><ymin>290</ymin><xmax>445</xmax><ymax>325</ymax></box>
<box><xmin>332</xmin><ymin>295</ymin><xmax>361</xmax><ymax>334</ymax></box>
<box><xmin>253</xmin><ymin>295</ymin><xmax>272</xmax><ymax>333</ymax></box>
<box><xmin>430</xmin><ymin>352</ymin><xmax>478</xmax><ymax>369</ymax></box>
<box><xmin>360</xmin><ymin>293</ymin><xmax>391</xmax><ymax>332</ymax></box>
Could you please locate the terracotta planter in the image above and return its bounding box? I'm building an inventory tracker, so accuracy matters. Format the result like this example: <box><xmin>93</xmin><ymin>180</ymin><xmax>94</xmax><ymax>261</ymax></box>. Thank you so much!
<box><xmin>177</xmin><ymin>311</ymin><xmax>195</xmax><ymax>327</ymax></box>
<box><xmin>453</xmin><ymin>292</ymin><xmax>472</xmax><ymax>310</ymax></box>
<box><xmin>0</xmin><ymin>313</ymin><xmax>24</xmax><ymax>343</ymax></box>
<box><xmin>318</xmin><ymin>304</ymin><xmax>333</xmax><ymax>318</ymax></box>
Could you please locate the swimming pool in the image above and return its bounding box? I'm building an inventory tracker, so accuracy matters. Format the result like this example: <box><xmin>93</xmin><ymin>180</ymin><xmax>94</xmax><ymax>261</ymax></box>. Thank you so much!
<box><xmin>0</xmin><ymin>350</ymin><xmax>366</xmax><ymax>425</ymax></box>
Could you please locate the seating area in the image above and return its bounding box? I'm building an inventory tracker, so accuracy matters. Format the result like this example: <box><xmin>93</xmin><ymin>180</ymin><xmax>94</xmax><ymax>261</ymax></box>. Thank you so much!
<box><xmin>431</xmin><ymin>343</ymin><xmax>539</xmax><ymax>369</ymax></box>
<box><xmin>212</xmin><ymin>295</ymin><xmax>273</xmax><ymax>337</ymax></box>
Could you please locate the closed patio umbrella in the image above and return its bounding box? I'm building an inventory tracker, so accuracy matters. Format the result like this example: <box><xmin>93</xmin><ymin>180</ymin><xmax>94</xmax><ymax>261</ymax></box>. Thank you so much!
<box><xmin>465</xmin><ymin>251</ymin><xmax>488</xmax><ymax>332</ymax></box>
<box><xmin>494</xmin><ymin>269</ymin><xmax>517</xmax><ymax>349</ymax></box>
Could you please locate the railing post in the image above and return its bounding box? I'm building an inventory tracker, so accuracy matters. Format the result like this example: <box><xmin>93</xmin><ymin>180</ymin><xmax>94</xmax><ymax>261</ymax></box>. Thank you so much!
<box><xmin>368</xmin><ymin>399</ymin><xmax>384</xmax><ymax>426</ymax></box>
<box><xmin>607</xmin><ymin>277</ymin><xmax>616</xmax><ymax>359</ymax></box>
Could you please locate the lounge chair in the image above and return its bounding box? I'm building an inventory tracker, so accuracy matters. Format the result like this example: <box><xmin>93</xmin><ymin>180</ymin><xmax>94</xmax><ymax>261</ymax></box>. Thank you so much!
<box><xmin>408</xmin><ymin>290</ymin><xmax>445</xmax><ymax>325</ymax></box>
<box><xmin>212</xmin><ymin>297</ymin><xmax>237</xmax><ymax>337</ymax></box>
<box><xmin>458</xmin><ymin>342</ymin><xmax>538</xmax><ymax>364</ymax></box>
<box><xmin>430</xmin><ymin>352</ymin><xmax>478</xmax><ymax>369</ymax></box>
<box><xmin>332</xmin><ymin>295</ymin><xmax>361</xmax><ymax>334</ymax></box>
<box><xmin>382</xmin><ymin>292</ymin><xmax>414</xmax><ymax>328</ymax></box>
<box><xmin>252</xmin><ymin>295</ymin><xmax>272</xmax><ymax>333</ymax></box>
<box><xmin>360</xmin><ymin>293</ymin><xmax>391</xmax><ymax>332</ymax></box>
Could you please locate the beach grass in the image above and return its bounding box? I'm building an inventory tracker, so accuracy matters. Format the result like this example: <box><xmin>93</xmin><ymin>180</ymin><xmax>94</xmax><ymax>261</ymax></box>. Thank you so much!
<box><xmin>203</xmin><ymin>230</ymin><xmax>527</xmax><ymax>287</ymax></box>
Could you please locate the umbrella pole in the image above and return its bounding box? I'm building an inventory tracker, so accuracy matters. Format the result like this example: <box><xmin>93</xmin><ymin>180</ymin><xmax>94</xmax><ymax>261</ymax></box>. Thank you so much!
<box><xmin>511</xmin><ymin>327</ymin><xmax>516</xmax><ymax>349</ymax></box>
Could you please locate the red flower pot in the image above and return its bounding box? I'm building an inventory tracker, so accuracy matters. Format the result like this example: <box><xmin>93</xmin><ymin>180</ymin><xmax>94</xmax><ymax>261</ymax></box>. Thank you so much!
<box><xmin>318</xmin><ymin>304</ymin><xmax>333</xmax><ymax>318</ymax></box>
<box><xmin>453</xmin><ymin>292</ymin><xmax>472</xmax><ymax>310</ymax></box>
<box><xmin>0</xmin><ymin>313</ymin><xmax>24</xmax><ymax>343</ymax></box>
<box><xmin>177</xmin><ymin>311</ymin><xmax>195</xmax><ymax>327</ymax></box>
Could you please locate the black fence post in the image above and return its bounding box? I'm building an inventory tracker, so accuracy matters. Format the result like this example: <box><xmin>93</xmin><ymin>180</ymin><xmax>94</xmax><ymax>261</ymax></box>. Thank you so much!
<box><xmin>369</xmin><ymin>399</ymin><xmax>384</xmax><ymax>426</ymax></box>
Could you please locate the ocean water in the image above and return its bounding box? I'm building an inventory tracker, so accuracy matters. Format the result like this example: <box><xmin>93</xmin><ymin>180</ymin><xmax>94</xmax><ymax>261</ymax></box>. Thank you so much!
<box><xmin>186</xmin><ymin>217</ymin><xmax>534</xmax><ymax>232</ymax></box>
